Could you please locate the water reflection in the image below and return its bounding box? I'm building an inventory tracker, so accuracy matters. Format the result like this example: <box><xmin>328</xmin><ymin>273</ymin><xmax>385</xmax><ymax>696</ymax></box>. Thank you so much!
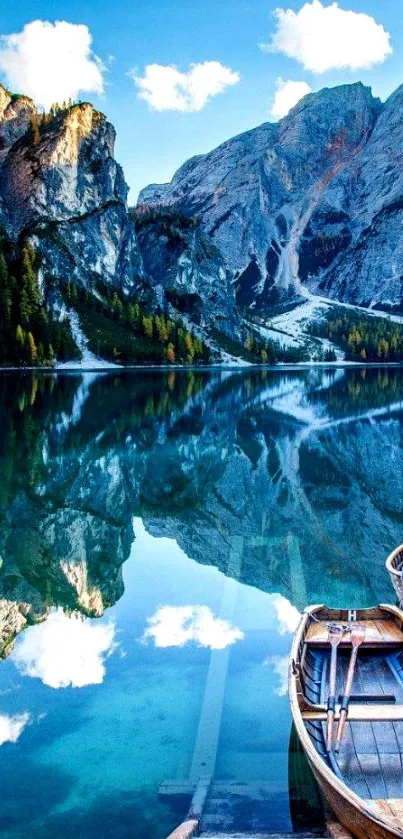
<box><xmin>143</xmin><ymin>605</ymin><xmax>244</xmax><ymax>650</ymax></box>
<box><xmin>12</xmin><ymin>611</ymin><xmax>116</xmax><ymax>689</ymax></box>
<box><xmin>0</xmin><ymin>712</ymin><xmax>30</xmax><ymax>746</ymax></box>
<box><xmin>0</xmin><ymin>367</ymin><xmax>402</xmax><ymax>836</ymax></box>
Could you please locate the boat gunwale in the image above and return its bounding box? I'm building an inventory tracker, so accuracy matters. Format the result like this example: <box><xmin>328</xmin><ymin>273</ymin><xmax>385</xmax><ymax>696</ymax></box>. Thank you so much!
<box><xmin>386</xmin><ymin>544</ymin><xmax>403</xmax><ymax>579</ymax></box>
<box><xmin>289</xmin><ymin>602</ymin><xmax>403</xmax><ymax>839</ymax></box>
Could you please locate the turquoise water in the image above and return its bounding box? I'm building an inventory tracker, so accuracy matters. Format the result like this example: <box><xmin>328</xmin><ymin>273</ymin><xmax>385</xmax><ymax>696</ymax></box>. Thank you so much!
<box><xmin>0</xmin><ymin>367</ymin><xmax>402</xmax><ymax>836</ymax></box>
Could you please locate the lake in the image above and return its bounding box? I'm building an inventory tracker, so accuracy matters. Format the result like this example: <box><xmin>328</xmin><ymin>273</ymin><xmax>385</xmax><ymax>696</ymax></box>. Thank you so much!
<box><xmin>0</xmin><ymin>367</ymin><xmax>402</xmax><ymax>837</ymax></box>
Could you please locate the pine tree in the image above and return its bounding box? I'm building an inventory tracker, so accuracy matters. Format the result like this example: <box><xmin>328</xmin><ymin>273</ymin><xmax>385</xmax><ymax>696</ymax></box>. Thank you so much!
<box><xmin>184</xmin><ymin>332</ymin><xmax>194</xmax><ymax>363</ymax></box>
<box><xmin>19</xmin><ymin>288</ymin><xmax>31</xmax><ymax>326</ymax></box>
<box><xmin>30</xmin><ymin>114</ymin><xmax>40</xmax><ymax>145</ymax></box>
<box><xmin>111</xmin><ymin>292</ymin><xmax>123</xmax><ymax>316</ymax></box>
<box><xmin>155</xmin><ymin>314</ymin><xmax>168</xmax><ymax>342</ymax></box>
<box><xmin>166</xmin><ymin>343</ymin><xmax>176</xmax><ymax>364</ymax></box>
<box><xmin>142</xmin><ymin>315</ymin><xmax>153</xmax><ymax>339</ymax></box>
<box><xmin>15</xmin><ymin>324</ymin><xmax>25</xmax><ymax>345</ymax></box>
<box><xmin>0</xmin><ymin>249</ymin><xmax>11</xmax><ymax>328</ymax></box>
<box><xmin>27</xmin><ymin>332</ymin><xmax>37</xmax><ymax>364</ymax></box>
<box><xmin>21</xmin><ymin>244</ymin><xmax>40</xmax><ymax>314</ymax></box>
<box><xmin>47</xmin><ymin>344</ymin><xmax>55</xmax><ymax>365</ymax></box>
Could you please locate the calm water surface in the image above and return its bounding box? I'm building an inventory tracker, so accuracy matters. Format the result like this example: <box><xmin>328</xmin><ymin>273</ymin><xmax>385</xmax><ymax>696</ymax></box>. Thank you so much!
<box><xmin>0</xmin><ymin>367</ymin><xmax>402</xmax><ymax>837</ymax></box>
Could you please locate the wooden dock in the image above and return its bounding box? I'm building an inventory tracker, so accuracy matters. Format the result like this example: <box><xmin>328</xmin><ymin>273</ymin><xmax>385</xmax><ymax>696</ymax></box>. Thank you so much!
<box><xmin>163</xmin><ymin>533</ymin><xmax>351</xmax><ymax>838</ymax></box>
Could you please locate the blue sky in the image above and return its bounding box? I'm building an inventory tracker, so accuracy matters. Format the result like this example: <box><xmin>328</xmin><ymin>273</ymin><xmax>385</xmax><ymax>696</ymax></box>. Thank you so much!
<box><xmin>0</xmin><ymin>0</ymin><xmax>402</xmax><ymax>201</ymax></box>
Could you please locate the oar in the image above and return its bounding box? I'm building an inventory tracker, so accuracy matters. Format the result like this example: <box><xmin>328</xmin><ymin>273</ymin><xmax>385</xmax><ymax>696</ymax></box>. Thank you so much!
<box><xmin>326</xmin><ymin>623</ymin><xmax>344</xmax><ymax>751</ymax></box>
<box><xmin>334</xmin><ymin>624</ymin><xmax>366</xmax><ymax>753</ymax></box>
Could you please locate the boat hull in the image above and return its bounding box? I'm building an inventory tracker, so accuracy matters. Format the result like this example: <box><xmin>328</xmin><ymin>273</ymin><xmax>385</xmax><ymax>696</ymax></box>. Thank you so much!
<box><xmin>309</xmin><ymin>759</ymin><xmax>401</xmax><ymax>839</ymax></box>
<box><xmin>289</xmin><ymin>604</ymin><xmax>403</xmax><ymax>839</ymax></box>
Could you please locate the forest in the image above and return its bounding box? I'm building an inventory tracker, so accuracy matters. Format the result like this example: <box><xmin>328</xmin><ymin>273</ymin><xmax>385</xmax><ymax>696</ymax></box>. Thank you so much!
<box><xmin>0</xmin><ymin>234</ymin><xmax>80</xmax><ymax>366</ymax></box>
<box><xmin>311</xmin><ymin>308</ymin><xmax>403</xmax><ymax>362</ymax></box>
<box><xmin>65</xmin><ymin>281</ymin><xmax>212</xmax><ymax>365</ymax></box>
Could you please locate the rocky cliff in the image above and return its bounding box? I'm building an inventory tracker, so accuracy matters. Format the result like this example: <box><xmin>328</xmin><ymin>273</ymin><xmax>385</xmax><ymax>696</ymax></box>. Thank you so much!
<box><xmin>0</xmin><ymin>84</ymin><xmax>238</xmax><ymax>359</ymax></box>
<box><xmin>0</xmin><ymin>86</ymin><xmax>141</xmax><ymax>292</ymax></box>
<box><xmin>140</xmin><ymin>82</ymin><xmax>403</xmax><ymax>313</ymax></box>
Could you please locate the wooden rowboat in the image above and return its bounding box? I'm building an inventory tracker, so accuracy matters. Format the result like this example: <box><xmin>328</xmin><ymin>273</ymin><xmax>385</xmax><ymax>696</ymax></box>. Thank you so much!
<box><xmin>289</xmin><ymin>604</ymin><xmax>403</xmax><ymax>838</ymax></box>
<box><xmin>386</xmin><ymin>545</ymin><xmax>403</xmax><ymax>606</ymax></box>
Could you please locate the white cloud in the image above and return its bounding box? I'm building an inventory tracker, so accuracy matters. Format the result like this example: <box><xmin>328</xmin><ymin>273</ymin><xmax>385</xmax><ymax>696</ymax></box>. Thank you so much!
<box><xmin>271</xmin><ymin>77</ymin><xmax>312</xmax><ymax>118</ymax></box>
<box><xmin>12</xmin><ymin>610</ymin><xmax>116</xmax><ymax>689</ymax></box>
<box><xmin>0</xmin><ymin>713</ymin><xmax>30</xmax><ymax>746</ymax></box>
<box><xmin>0</xmin><ymin>20</ymin><xmax>104</xmax><ymax>109</ymax></box>
<box><xmin>142</xmin><ymin>605</ymin><xmax>244</xmax><ymax>649</ymax></box>
<box><xmin>130</xmin><ymin>61</ymin><xmax>240</xmax><ymax>112</ymax></box>
<box><xmin>264</xmin><ymin>0</ymin><xmax>392</xmax><ymax>73</ymax></box>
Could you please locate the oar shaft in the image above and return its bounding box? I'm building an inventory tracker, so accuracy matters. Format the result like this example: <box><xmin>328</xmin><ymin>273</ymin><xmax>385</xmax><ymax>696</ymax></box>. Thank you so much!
<box><xmin>335</xmin><ymin>646</ymin><xmax>359</xmax><ymax>752</ymax></box>
<box><xmin>326</xmin><ymin>644</ymin><xmax>338</xmax><ymax>751</ymax></box>
<box><xmin>344</xmin><ymin>646</ymin><xmax>358</xmax><ymax>697</ymax></box>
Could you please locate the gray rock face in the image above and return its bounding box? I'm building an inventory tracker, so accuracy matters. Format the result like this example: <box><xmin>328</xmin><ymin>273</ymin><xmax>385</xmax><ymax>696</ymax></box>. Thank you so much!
<box><xmin>139</xmin><ymin>82</ymin><xmax>403</xmax><ymax>312</ymax></box>
<box><xmin>0</xmin><ymin>90</ymin><xmax>142</xmax><ymax>293</ymax></box>
<box><xmin>134</xmin><ymin>211</ymin><xmax>238</xmax><ymax>335</ymax></box>
<box><xmin>305</xmin><ymin>84</ymin><xmax>403</xmax><ymax>308</ymax></box>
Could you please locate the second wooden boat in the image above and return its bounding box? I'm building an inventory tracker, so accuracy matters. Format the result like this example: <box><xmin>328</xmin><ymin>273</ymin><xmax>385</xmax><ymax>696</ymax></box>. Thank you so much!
<box><xmin>289</xmin><ymin>603</ymin><xmax>403</xmax><ymax>838</ymax></box>
<box><xmin>386</xmin><ymin>544</ymin><xmax>403</xmax><ymax>606</ymax></box>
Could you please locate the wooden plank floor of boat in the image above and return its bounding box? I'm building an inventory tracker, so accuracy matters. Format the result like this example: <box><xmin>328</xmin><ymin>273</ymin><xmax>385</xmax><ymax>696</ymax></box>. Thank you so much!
<box><xmin>305</xmin><ymin>619</ymin><xmax>403</xmax><ymax>647</ymax></box>
<box><xmin>304</xmin><ymin>648</ymin><xmax>403</xmax><ymax>802</ymax></box>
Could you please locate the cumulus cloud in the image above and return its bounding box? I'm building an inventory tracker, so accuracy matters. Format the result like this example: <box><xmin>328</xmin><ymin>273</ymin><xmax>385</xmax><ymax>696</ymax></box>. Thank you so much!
<box><xmin>12</xmin><ymin>610</ymin><xmax>116</xmax><ymax>689</ymax></box>
<box><xmin>142</xmin><ymin>605</ymin><xmax>244</xmax><ymax>649</ymax></box>
<box><xmin>271</xmin><ymin>77</ymin><xmax>311</xmax><ymax>118</ymax></box>
<box><xmin>263</xmin><ymin>0</ymin><xmax>392</xmax><ymax>73</ymax></box>
<box><xmin>130</xmin><ymin>61</ymin><xmax>240</xmax><ymax>112</ymax></box>
<box><xmin>0</xmin><ymin>20</ymin><xmax>104</xmax><ymax>109</ymax></box>
<box><xmin>0</xmin><ymin>713</ymin><xmax>30</xmax><ymax>746</ymax></box>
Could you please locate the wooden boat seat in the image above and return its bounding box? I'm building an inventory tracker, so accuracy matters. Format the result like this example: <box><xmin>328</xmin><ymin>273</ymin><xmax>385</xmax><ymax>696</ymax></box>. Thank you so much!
<box><xmin>305</xmin><ymin>619</ymin><xmax>403</xmax><ymax>647</ymax></box>
<box><xmin>302</xmin><ymin>703</ymin><xmax>403</xmax><ymax>722</ymax></box>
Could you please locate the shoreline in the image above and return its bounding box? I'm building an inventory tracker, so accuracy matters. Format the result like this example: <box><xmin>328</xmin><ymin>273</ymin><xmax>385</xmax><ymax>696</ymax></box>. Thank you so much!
<box><xmin>1</xmin><ymin>361</ymin><xmax>403</xmax><ymax>373</ymax></box>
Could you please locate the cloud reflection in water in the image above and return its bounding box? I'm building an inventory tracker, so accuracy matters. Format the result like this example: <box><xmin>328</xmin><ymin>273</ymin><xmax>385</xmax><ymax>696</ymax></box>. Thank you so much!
<box><xmin>142</xmin><ymin>605</ymin><xmax>244</xmax><ymax>650</ymax></box>
<box><xmin>269</xmin><ymin>594</ymin><xmax>300</xmax><ymax>635</ymax></box>
<box><xmin>12</xmin><ymin>610</ymin><xmax>116</xmax><ymax>689</ymax></box>
<box><xmin>0</xmin><ymin>712</ymin><xmax>30</xmax><ymax>745</ymax></box>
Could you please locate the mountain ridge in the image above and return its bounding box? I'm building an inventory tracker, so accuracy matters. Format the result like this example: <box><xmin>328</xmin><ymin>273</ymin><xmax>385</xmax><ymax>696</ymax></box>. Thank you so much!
<box><xmin>1</xmin><ymin>79</ymin><xmax>403</xmax><ymax>365</ymax></box>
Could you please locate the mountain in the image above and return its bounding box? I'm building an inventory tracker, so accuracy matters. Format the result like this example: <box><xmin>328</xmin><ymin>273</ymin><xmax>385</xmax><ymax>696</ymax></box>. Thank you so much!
<box><xmin>1</xmin><ymin>80</ymin><xmax>403</xmax><ymax>366</ymax></box>
<box><xmin>139</xmin><ymin>82</ymin><xmax>403</xmax><ymax>312</ymax></box>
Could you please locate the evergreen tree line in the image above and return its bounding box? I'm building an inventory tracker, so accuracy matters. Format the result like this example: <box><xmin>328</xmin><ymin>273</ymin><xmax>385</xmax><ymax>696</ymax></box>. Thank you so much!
<box><xmin>243</xmin><ymin>330</ymin><xmax>311</xmax><ymax>364</ymax></box>
<box><xmin>29</xmin><ymin>100</ymin><xmax>77</xmax><ymax>144</ymax></box>
<box><xmin>132</xmin><ymin>206</ymin><xmax>198</xmax><ymax>234</ymax></box>
<box><xmin>311</xmin><ymin>310</ymin><xmax>403</xmax><ymax>362</ymax></box>
<box><xmin>65</xmin><ymin>281</ymin><xmax>211</xmax><ymax>365</ymax></box>
<box><xmin>0</xmin><ymin>236</ymin><xmax>80</xmax><ymax>366</ymax></box>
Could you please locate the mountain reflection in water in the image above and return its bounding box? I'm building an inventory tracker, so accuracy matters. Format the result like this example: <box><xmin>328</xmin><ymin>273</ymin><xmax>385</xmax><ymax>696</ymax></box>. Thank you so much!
<box><xmin>0</xmin><ymin>367</ymin><xmax>402</xmax><ymax>837</ymax></box>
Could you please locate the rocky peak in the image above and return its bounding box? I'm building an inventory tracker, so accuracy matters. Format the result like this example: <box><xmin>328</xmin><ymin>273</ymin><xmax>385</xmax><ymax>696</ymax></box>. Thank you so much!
<box><xmin>138</xmin><ymin>81</ymin><xmax>403</xmax><ymax>312</ymax></box>
<box><xmin>0</xmin><ymin>93</ymin><xmax>142</xmax><ymax>300</ymax></box>
<box><xmin>278</xmin><ymin>82</ymin><xmax>380</xmax><ymax>168</ymax></box>
<box><xmin>0</xmin><ymin>85</ymin><xmax>36</xmax><ymax>163</ymax></box>
<box><xmin>0</xmin><ymin>84</ymin><xmax>11</xmax><ymax>118</ymax></box>
<box><xmin>1</xmin><ymin>100</ymin><xmax>127</xmax><ymax>236</ymax></box>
